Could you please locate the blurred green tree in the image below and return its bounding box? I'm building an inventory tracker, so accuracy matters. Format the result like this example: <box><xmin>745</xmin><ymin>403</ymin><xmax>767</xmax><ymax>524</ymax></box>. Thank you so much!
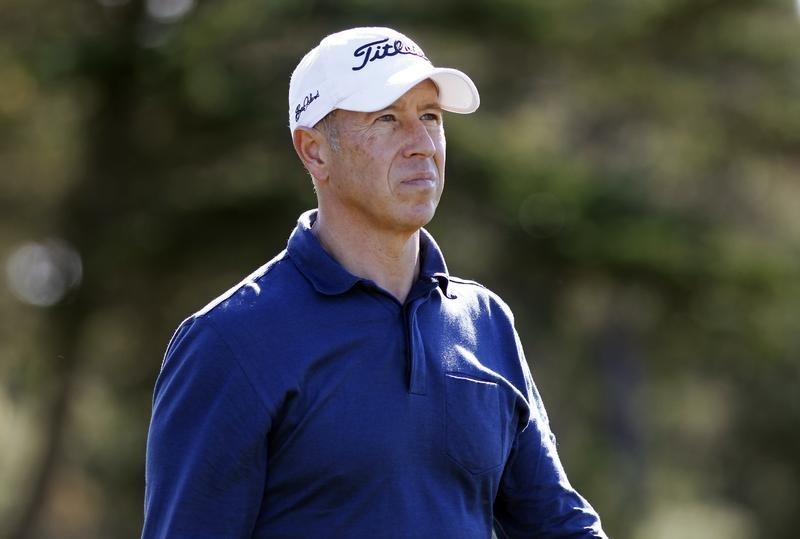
<box><xmin>1</xmin><ymin>0</ymin><xmax>798</xmax><ymax>537</ymax></box>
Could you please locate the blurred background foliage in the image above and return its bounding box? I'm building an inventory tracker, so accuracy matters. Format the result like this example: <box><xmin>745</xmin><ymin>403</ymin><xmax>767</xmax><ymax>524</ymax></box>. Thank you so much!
<box><xmin>1</xmin><ymin>0</ymin><xmax>799</xmax><ymax>537</ymax></box>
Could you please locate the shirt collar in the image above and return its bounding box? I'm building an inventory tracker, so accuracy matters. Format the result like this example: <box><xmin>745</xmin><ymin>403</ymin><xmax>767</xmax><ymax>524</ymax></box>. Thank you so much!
<box><xmin>418</xmin><ymin>226</ymin><xmax>452</xmax><ymax>297</ymax></box>
<box><xmin>287</xmin><ymin>209</ymin><xmax>451</xmax><ymax>298</ymax></box>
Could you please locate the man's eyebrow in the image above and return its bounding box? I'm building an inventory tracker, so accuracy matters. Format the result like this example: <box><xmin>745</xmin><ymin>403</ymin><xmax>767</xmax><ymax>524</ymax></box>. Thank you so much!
<box><xmin>378</xmin><ymin>101</ymin><xmax>442</xmax><ymax>113</ymax></box>
<box><xmin>420</xmin><ymin>102</ymin><xmax>443</xmax><ymax>111</ymax></box>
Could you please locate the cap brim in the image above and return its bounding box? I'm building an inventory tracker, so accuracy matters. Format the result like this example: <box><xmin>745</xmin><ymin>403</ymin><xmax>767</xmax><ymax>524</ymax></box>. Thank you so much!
<box><xmin>337</xmin><ymin>64</ymin><xmax>479</xmax><ymax>115</ymax></box>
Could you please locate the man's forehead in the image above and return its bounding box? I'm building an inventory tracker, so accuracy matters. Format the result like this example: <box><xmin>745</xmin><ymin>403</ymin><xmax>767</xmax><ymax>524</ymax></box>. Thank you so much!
<box><xmin>365</xmin><ymin>79</ymin><xmax>441</xmax><ymax>114</ymax></box>
<box><xmin>392</xmin><ymin>79</ymin><xmax>441</xmax><ymax>106</ymax></box>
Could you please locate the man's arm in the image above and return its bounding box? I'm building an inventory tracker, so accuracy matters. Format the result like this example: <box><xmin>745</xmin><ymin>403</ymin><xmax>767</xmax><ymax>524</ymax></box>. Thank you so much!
<box><xmin>142</xmin><ymin>316</ymin><xmax>270</xmax><ymax>539</ymax></box>
<box><xmin>493</xmin><ymin>408</ymin><xmax>607</xmax><ymax>538</ymax></box>
<box><xmin>493</xmin><ymin>326</ymin><xmax>607</xmax><ymax>539</ymax></box>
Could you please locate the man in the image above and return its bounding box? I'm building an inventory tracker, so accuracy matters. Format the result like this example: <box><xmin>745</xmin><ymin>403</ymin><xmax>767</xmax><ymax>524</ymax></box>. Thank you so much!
<box><xmin>143</xmin><ymin>26</ymin><xmax>607</xmax><ymax>538</ymax></box>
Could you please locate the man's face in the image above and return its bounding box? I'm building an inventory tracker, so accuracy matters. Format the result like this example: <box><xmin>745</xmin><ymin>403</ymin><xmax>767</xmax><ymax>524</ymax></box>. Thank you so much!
<box><xmin>322</xmin><ymin>79</ymin><xmax>446</xmax><ymax>235</ymax></box>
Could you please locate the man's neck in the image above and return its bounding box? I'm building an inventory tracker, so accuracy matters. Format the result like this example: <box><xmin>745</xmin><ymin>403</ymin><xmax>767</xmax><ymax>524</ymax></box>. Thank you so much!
<box><xmin>312</xmin><ymin>209</ymin><xmax>421</xmax><ymax>304</ymax></box>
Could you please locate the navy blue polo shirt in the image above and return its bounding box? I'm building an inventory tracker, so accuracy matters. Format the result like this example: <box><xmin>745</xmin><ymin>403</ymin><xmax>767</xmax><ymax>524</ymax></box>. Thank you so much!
<box><xmin>143</xmin><ymin>210</ymin><xmax>605</xmax><ymax>538</ymax></box>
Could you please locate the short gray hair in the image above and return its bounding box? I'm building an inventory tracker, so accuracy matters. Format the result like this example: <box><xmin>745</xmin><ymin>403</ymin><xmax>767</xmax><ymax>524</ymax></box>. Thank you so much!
<box><xmin>315</xmin><ymin>110</ymin><xmax>340</xmax><ymax>153</ymax></box>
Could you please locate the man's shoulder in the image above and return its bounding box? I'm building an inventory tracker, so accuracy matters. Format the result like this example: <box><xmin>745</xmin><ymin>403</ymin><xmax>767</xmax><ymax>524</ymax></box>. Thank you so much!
<box><xmin>445</xmin><ymin>275</ymin><xmax>516</xmax><ymax>322</ymax></box>
<box><xmin>191</xmin><ymin>249</ymin><xmax>306</xmax><ymax>327</ymax></box>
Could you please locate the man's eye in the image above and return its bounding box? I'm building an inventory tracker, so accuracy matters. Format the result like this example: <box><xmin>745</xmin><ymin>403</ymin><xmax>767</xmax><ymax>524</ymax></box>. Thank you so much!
<box><xmin>421</xmin><ymin>113</ymin><xmax>441</xmax><ymax>123</ymax></box>
<box><xmin>376</xmin><ymin>114</ymin><xmax>396</xmax><ymax>122</ymax></box>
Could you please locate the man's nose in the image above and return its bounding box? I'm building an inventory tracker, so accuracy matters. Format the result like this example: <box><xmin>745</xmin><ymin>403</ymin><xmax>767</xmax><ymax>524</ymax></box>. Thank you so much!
<box><xmin>402</xmin><ymin>119</ymin><xmax>437</xmax><ymax>158</ymax></box>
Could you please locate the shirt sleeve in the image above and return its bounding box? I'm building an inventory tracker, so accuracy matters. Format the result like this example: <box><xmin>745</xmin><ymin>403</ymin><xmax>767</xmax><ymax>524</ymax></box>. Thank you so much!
<box><xmin>493</xmin><ymin>332</ymin><xmax>607</xmax><ymax>538</ymax></box>
<box><xmin>142</xmin><ymin>315</ymin><xmax>270</xmax><ymax>539</ymax></box>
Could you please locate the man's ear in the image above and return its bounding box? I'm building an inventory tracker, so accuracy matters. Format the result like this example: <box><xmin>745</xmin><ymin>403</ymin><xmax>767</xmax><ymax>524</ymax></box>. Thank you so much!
<box><xmin>293</xmin><ymin>127</ymin><xmax>330</xmax><ymax>182</ymax></box>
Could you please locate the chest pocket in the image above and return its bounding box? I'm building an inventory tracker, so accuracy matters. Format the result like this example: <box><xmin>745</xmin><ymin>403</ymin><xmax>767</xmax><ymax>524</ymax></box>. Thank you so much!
<box><xmin>444</xmin><ymin>372</ymin><xmax>511</xmax><ymax>475</ymax></box>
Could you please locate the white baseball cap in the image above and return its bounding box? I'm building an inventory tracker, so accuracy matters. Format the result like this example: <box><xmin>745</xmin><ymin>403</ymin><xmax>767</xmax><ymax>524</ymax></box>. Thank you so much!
<box><xmin>288</xmin><ymin>26</ymin><xmax>480</xmax><ymax>133</ymax></box>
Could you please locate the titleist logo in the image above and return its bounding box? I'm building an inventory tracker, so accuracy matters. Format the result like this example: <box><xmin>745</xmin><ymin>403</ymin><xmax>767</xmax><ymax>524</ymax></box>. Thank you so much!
<box><xmin>351</xmin><ymin>38</ymin><xmax>428</xmax><ymax>71</ymax></box>
<box><xmin>295</xmin><ymin>90</ymin><xmax>320</xmax><ymax>121</ymax></box>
